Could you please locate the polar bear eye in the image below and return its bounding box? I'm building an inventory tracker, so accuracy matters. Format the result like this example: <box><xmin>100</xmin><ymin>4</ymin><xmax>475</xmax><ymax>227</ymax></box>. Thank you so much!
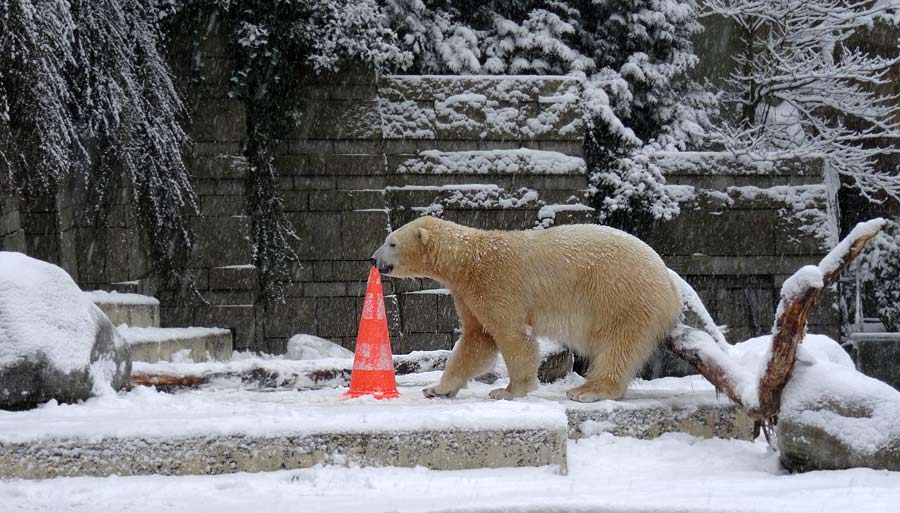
<box><xmin>389</xmin><ymin>243</ymin><xmax>396</xmax><ymax>248</ymax></box>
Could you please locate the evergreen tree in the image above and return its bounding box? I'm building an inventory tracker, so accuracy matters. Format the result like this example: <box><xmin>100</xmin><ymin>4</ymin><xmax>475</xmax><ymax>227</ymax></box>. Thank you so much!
<box><xmin>382</xmin><ymin>0</ymin><xmax>712</xmax><ymax>229</ymax></box>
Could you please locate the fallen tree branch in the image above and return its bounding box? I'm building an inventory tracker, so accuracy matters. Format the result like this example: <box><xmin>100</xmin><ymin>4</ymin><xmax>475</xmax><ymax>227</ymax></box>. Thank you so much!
<box><xmin>754</xmin><ymin>218</ymin><xmax>885</xmax><ymax>437</ymax></box>
<box><xmin>668</xmin><ymin>218</ymin><xmax>886</xmax><ymax>438</ymax></box>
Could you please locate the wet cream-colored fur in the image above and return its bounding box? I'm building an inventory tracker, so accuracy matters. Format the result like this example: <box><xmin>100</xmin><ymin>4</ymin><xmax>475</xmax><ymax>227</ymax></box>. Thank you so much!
<box><xmin>371</xmin><ymin>217</ymin><xmax>682</xmax><ymax>402</ymax></box>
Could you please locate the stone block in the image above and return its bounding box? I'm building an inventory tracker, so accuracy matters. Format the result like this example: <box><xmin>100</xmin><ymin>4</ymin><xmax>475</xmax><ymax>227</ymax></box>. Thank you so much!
<box><xmin>292</xmin><ymin>176</ymin><xmax>336</xmax><ymax>191</ymax></box>
<box><xmin>200</xmin><ymin>196</ymin><xmax>246</xmax><ymax>216</ymax></box>
<box><xmin>303</xmin><ymin>282</ymin><xmax>346</xmax><ymax>297</ymax></box>
<box><xmin>849</xmin><ymin>333</ymin><xmax>900</xmax><ymax>390</ymax></box>
<box><xmin>310</xmin><ymin>100</ymin><xmax>382</xmax><ymax>140</ymax></box>
<box><xmin>260</xmin><ymin>298</ymin><xmax>317</xmax><ymax>339</ymax></box>
<box><xmin>643</xmin><ymin>209</ymin><xmax>776</xmax><ymax>257</ymax></box>
<box><xmin>401</xmin><ymin>293</ymin><xmax>438</xmax><ymax>332</ymax></box>
<box><xmin>121</xmin><ymin>327</ymin><xmax>233</xmax><ymax>363</ymax></box>
<box><xmin>289</xmin><ymin>212</ymin><xmax>342</xmax><ymax>260</ymax></box>
<box><xmin>281</xmin><ymin>191</ymin><xmax>309</xmax><ymax>211</ymax></box>
<box><xmin>308</xmin><ymin>154</ymin><xmax>385</xmax><ymax>176</ymax></box>
<box><xmin>337</xmin><ymin>175</ymin><xmax>386</xmax><ymax>190</ymax></box>
<box><xmin>316</xmin><ymin>297</ymin><xmax>357</xmax><ymax>338</ymax></box>
<box><xmin>190</xmin><ymin>216</ymin><xmax>252</xmax><ymax>268</ymax></box>
<box><xmin>215</xmin><ymin>180</ymin><xmax>245</xmax><ymax>196</ymax></box>
<box><xmin>332</xmin><ymin>140</ymin><xmax>385</xmax><ymax>154</ymax></box>
<box><xmin>277</xmin><ymin>139</ymin><xmax>334</xmax><ymax>154</ymax></box>
<box><xmin>193</xmin><ymin>305</ymin><xmax>257</xmax><ymax>352</ymax></box>
<box><xmin>333</xmin><ymin>260</ymin><xmax>371</xmax><ymax>281</ymax></box>
<box><xmin>309</xmin><ymin>190</ymin><xmax>354</xmax><ymax>211</ymax></box>
<box><xmin>204</xmin><ymin>290</ymin><xmax>256</xmax><ymax>306</ymax></box>
<box><xmin>160</xmin><ymin>306</ymin><xmax>193</xmax><ymax>327</ymax></box>
<box><xmin>436</xmin><ymin>294</ymin><xmax>459</xmax><ymax>332</ymax></box>
<box><xmin>396</xmin><ymin>332</ymin><xmax>454</xmax><ymax>353</ymax></box>
<box><xmin>93</xmin><ymin>301</ymin><xmax>160</xmax><ymax>329</ymax></box>
<box><xmin>209</xmin><ymin>266</ymin><xmax>258</xmax><ymax>290</ymax></box>
<box><xmin>0</xmin><ymin>422</ymin><xmax>566</xmax><ymax>478</ymax></box>
<box><xmin>272</xmin><ymin>155</ymin><xmax>309</xmax><ymax>176</ymax></box>
<box><xmin>350</xmin><ymin>190</ymin><xmax>387</xmax><ymax>209</ymax></box>
<box><xmin>341</xmin><ymin>210</ymin><xmax>390</xmax><ymax>259</ymax></box>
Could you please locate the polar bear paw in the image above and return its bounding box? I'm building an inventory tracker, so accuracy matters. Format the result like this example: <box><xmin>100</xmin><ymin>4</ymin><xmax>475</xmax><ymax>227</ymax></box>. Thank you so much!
<box><xmin>565</xmin><ymin>385</ymin><xmax>620</xmax><ymax>403</ymax></box>
<box><xmin>422</xmin><ymin>384</ymin><xmax>458</xmax><ymax>399</ymax></box>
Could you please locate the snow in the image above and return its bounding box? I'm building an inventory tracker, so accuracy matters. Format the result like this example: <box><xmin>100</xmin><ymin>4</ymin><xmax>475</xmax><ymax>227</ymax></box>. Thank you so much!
<box><xmin>396</xmin><ymin>149</ymin><xmax>586</xmax><ymax>176</ymax></box>
<box><xmin>776</xmin><ymin>265</ymin><xmax>824</xmax><ymax>321</ymax></box>
<box><xmin>286</xmin><ymin>334</ymin><xmax>354</xmax><ymax>360</ymax></box>
<box><xmin>4</xmin><ymin>426</ymin><xmax>900</xmax><ymax>512</ymax></box>
<box><xmin>818</xmin><ymin>218</ymin><xmax>886</xmax><ymax>277</ymax></box>
<box><xmin>782</xmin><ymin>351</ymin><xmax>900</xmax><ymax>456</ymax></box>
<box><xmin>116</xmin><ymin>327</ymin><xmax>230</xmax><ymax>345</ymax></box>
<box><xmin>0</xmin><ymin>383</ymin><xmax>566</xmax><ymax>444</ymax></box>
<box><xmin>84</xmin><ymin>290</ymin><xmax>160</xmax><ymax>306</ymax></box>
<box><xmin>536</xmin><ymin>203</ymin><xmax>594</xmax><ymax>219</ymax></box>
<box><xmin>407</xmin><ymin>288</ymin><xmax>451</xmax><ymax>295</ymax></box>
<box><xmin>0</xmin><ymin>252</ymin><xmax>106</xmax><ymax>373</ymax></box>
<box><xmin>668</xmin><ymin>269</ymin><xmax>728</xmax><ymax>349</ymax></box>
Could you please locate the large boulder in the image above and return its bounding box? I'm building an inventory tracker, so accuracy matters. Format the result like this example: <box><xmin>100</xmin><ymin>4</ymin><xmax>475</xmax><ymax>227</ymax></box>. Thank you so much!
<box><xmin>0</xmin><ymin>252</ymin><xmax>130</xmax><ymax>410</ymax></box>
<box><xmin>773</xmin><ymin>335</ymin><xmax>900</xmax><ymax>471</ymax></box>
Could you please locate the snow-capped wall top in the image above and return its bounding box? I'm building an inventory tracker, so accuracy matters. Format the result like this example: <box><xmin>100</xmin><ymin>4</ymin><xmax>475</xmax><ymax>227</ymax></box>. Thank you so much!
<box><xmin>396</xmin><ymin>149</ymin><xmax>586</xmax><ymax>176</ymax></box>
<box><xmin>0</xmin><ymin>252</ymin><xmax>100</xmax><ymax>373</ymax></box>
<box><xmin>378</xmin><ymin>75</ymin><xmax>583</xmax><ymax>141</ymax></box>
<box><xmin>84</xmin><ymin>290</ymin><xmax>160</xmax><ymax>306</ymax></box>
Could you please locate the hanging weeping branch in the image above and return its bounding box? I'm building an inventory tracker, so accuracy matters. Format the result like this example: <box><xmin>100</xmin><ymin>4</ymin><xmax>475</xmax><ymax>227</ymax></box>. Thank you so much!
<box><xmin>667</xmin><ymin>218</ymin><xmax>887</xmax><ymax>438</ymax></box>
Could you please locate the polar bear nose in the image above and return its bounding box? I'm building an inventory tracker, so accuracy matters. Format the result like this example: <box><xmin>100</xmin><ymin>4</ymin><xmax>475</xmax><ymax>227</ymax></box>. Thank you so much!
<box><xmin>370</xmin><ymin>257</ymin><xmax>377</xmax><ymax>267</ymax></box>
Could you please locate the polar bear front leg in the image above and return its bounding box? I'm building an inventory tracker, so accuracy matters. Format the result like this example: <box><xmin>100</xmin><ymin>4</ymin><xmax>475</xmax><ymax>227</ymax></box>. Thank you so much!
<box><xmin>488</xmin><ymin>328</ymin><xmax>539</xmax><ymax>400</ymax></box>
<box><xmin>423</xmin><ymin>302</ymin><xmax>498</xmax><ymax>398</ymax></box>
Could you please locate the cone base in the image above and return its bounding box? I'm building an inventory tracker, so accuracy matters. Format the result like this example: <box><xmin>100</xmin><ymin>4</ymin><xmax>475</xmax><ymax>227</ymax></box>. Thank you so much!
<box><xmin>343</xmin><ymin>388</ymin><xmax>400</xmax><ymax>400</ymax></box>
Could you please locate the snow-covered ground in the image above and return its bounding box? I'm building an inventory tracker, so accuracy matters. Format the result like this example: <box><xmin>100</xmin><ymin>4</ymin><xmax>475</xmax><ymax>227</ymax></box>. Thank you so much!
<box><xmin>4</xmin><ymin>430</ymin><xmax>899</xmax><ymax>513</ymax></box>
<box><xmin>2</xmin><ymin>372</ymin><xmax>900</xmax><ymax>512</ymax></box>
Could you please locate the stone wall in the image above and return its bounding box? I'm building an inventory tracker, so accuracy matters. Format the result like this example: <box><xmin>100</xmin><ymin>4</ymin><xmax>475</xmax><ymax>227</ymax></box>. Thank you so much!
<box><xmin>644</xmin><ymin>153</ymin><xmax>839</xmax><ymax>342</ymax></box>
<box><xmin>3</xmin><ymin>34</ymin><xmax>839</xmax><ymax>355</ymax></box>
<box><xmin>169</xmin><ymin>70</ymin><xmax>591</xmax><ymax>354</ymax></box>
<box><xmin>0</xmin><ymin>195</ymin><xmax>23</xmax><ymax>252</ymax></box>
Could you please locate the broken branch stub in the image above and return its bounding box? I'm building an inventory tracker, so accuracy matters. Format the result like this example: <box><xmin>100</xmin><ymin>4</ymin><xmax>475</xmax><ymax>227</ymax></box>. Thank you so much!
<box><xmin>755</xmin><ymin>218</ymin><xmax>886</xmax><ymax>427</ymax></box>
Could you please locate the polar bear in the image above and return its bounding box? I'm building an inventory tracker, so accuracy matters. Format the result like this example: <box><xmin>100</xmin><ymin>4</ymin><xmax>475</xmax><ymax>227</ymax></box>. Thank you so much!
<box><xmin>371</xmin><ymin>217</ymin><xmax>682</xmax><ymax>402</ymax></box>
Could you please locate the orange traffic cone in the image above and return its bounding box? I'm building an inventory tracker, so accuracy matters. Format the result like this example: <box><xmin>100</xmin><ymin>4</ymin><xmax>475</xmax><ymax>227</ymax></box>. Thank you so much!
<box><xmin>345</xmin><ymin>267</ymin><xmax>399</xmax><ymax>399</ymax></box>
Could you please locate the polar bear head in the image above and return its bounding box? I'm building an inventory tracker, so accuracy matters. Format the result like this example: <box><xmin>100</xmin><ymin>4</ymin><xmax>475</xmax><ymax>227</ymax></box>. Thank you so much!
<box><xmin>371</xmin><ymin>216</ymin><xmax>440</xmax><ymax>278</ymax></box>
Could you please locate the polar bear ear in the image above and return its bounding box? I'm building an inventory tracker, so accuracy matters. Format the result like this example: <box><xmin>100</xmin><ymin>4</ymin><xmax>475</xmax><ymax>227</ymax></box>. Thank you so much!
<box><xmin>418</xmin><ymin>227</ymin><xmax>431</xmax><ymax>245</ymax></box>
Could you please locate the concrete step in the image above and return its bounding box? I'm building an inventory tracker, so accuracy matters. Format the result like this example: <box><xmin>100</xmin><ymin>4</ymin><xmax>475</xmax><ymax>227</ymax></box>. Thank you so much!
<box><xmin>0</xmin><ymin>387</ymin><xmax>567</xmax><ymax>479</ymax></box>
<box><xmin>85</xmin><ymin>290</ymin><xmax>160</xmax><ymax>328</ymax></box>
<box><xmin>119</xmin><ymin>327</ymin><xmax>233</xmax><ymax>363</ymax></box>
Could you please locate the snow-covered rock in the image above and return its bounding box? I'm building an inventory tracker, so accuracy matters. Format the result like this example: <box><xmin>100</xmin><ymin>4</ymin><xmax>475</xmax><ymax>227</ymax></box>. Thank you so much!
<box><xmin>773</xmin><ymin>335</ymin><xmax>900</xmax><ymax>471</ymax></box>
<box><xmin>285</xmin><ymin>334</ymin><xmax>354</xmax><ymax>360</ymax></box>
<box><xmin>0</xmin><ymin>252</ymin><xmax>130</xmax><ymax>410</ymax></box>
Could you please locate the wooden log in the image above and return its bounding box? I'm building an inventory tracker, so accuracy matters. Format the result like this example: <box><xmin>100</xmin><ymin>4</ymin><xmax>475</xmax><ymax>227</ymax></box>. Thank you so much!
<box><xmin>754</xmin><ymin>219</ymin><xmax>885</xmax><ymax>436</ymax></box>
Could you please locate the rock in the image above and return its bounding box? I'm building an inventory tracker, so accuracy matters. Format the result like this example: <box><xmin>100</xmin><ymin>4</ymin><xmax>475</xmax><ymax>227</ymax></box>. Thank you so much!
<box><xmin>0</xmin><ymin>252</ymin><xmax>131</xmax><ymax>410</ymax></box>
<box><xmin>285</xmin><ymin>334</ymin><xmax>354</xmax><ymax>360</ymax></box>
<box><xmin>776</xmin><ymin>335</ymin><xmax>900</xmax><ymax>472</ymax></box>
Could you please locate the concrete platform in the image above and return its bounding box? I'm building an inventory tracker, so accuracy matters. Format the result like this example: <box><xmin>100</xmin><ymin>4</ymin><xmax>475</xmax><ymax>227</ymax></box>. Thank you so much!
<box><xmin>119</xmin><ymin>327</ymin><xmax>233</xmax><ymax>363</ymax></box>
<box><xmin>0</xmin><ymin>373</ymin><xmax>751</xmax><ymax>479</ymax></box>
<box><xmin>0</xmin><ymin>387</ymin><xmax>567</xmax><ymax>479</ymax></box>
<box><xmin>85</xmin><ymin>290</ymin><xmax>160</xmax><ymax>328</ymax></box>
